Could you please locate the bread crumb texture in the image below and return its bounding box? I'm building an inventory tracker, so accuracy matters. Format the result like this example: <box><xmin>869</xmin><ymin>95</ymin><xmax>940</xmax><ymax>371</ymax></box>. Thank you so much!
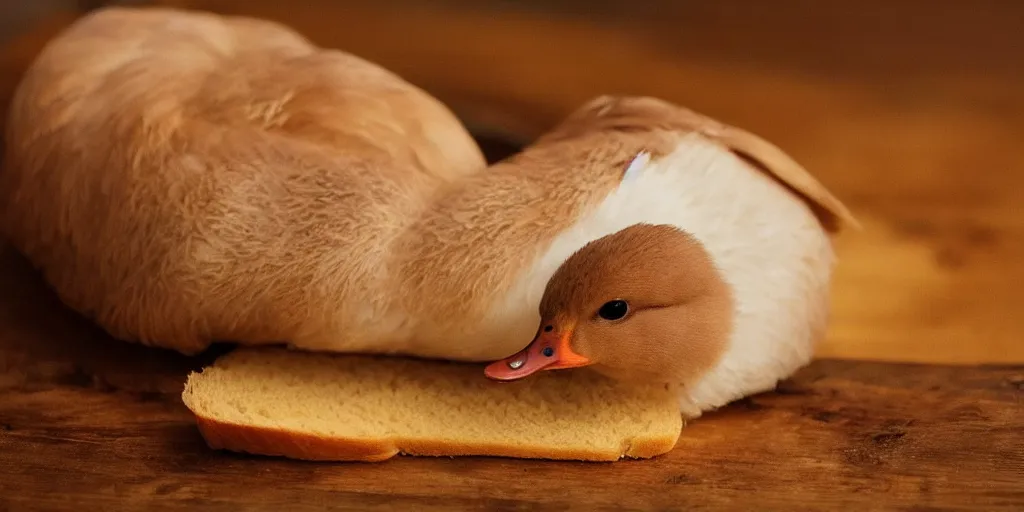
<box><xmin>182</xmin><ymin>347</ymin><xmax>682</xmax><ymax>462</ymax></box>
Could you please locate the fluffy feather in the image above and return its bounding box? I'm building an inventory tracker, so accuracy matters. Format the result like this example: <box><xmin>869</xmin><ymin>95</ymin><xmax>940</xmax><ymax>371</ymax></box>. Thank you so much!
<box><xmin>2</xmin><ymin>9</ymin><xmax>851</xmax><ymax>415</ymax></box>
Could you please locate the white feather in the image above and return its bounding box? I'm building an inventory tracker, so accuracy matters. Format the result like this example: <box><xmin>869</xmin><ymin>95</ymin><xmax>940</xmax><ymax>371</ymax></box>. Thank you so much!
<box><xmin>622</xmin><ymin>150</ymin><xmax>651</xmax><ymax>183</ymax></box>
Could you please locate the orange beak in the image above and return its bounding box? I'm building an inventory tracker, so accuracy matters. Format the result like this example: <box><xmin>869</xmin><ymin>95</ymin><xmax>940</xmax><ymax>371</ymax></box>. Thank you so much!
<box><xmin>483</xmin><ymin>322</ymin><xmax>592</xmax><ymax>381</ymax></box>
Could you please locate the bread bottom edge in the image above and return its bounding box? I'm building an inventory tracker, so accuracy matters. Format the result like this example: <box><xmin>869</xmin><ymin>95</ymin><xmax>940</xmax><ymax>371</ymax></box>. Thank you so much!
<box><xmin>191</xmin><ymin>415</ymin><xmax>680</xmax><ymax>463</ymax></box>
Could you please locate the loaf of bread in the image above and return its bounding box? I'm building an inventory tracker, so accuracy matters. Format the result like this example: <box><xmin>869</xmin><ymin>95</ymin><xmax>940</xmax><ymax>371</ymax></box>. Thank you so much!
<box><xmin>181</xmin><ymin>348</ymin><xmax>682</xmax><ymax>461</ymax></box>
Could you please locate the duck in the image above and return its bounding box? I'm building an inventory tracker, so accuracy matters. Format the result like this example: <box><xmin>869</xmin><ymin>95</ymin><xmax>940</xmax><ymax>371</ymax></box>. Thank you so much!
<box><xmin>1</xmin><ymin>7</ymin><xmax>857</xmax><ymax>417</ymax></box>
<box><xmin>477</xmin><ymin>96</ymin><xmax>860</xmax><ymax>413</ymax></box>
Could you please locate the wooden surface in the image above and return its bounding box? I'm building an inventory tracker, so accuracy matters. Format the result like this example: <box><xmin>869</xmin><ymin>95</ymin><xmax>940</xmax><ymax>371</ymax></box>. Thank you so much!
<box><xmin>1</xmin><ymin>244</ymin><xmax>1021</xmax><ymax>510</ymax></box>
<box><xmin>0</xmin><ymin>2</ymin><xmax>1022</xmax><ymax>510</ymax></box>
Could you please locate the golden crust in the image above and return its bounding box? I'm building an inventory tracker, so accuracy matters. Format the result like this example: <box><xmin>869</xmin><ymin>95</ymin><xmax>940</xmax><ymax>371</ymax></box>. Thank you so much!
<box><xmin>189</xmin><ymin>414</ymin><xmax>681</xmax><ymax>463</ymax></box>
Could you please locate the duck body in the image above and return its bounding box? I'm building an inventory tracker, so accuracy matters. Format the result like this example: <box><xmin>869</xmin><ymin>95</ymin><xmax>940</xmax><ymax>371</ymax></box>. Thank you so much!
<box><xmin>2</xmin><ymin>8</ymin><xmax>855</xmax><ymax>416</ymax></box>
<box><xmin>385</xmin><ymin>98</ymin><xmax>854</xmax><ymax>414</ymax></box>
<box><xmin>2</xmin><ymin>7</ymin><xmax>486</xmax><ymax>354</ymax></box>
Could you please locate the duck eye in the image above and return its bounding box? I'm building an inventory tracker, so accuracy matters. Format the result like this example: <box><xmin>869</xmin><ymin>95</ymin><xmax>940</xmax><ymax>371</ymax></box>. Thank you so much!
<box><xmin>597</xmin><ymin>300</ymin><xmax>629</xmax><ymax>321</ymax></box>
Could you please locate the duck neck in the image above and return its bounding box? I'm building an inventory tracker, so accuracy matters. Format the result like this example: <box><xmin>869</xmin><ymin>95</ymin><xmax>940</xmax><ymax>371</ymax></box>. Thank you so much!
<box><xmin>382</xmin><ymin>148</ymin><xmax>629</xmax><ymax>360</ymax></box>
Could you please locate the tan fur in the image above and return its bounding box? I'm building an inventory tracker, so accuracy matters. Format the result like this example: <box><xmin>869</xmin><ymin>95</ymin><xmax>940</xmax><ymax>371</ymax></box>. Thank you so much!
<box><xmin>1</xmin><ymin>7</ymin><xmax>485</xmax><ymax>353</ymax></box>
<box><xmin>537</xmin><ymin>224</ymin><xmax>733</xmax><ymax>386</ymax></box>
<box><xmin>1</xmin><ymin>7</ymin><xmax>852</xmax><ymax>370</ymax></box>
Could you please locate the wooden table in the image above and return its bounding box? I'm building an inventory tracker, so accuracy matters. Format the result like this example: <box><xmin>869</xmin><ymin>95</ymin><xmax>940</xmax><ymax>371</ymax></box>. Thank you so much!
<box><xmin>1</xmin><ymin>243</ymin><xmax>1021</xmax><ymax>510</ymax></box>
<box><xmin>1</xmin><ymin>2</ymin><xmax>1022</xmax><ymax>510</ymax></box>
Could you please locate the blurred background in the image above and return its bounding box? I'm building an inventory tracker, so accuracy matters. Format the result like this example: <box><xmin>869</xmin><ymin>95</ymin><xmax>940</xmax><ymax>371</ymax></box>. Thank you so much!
<box><xmin>2</xmin><ymin>0</ymin><xmax>1021</xmax><ymax>364</ymax></box>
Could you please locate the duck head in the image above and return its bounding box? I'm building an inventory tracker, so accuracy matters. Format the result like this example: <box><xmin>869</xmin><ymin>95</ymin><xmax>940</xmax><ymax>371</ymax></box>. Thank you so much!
<box><xmin>484</xmin><ymin>223</ymin><xmax>734</xmax><ymax>385</ymax></box>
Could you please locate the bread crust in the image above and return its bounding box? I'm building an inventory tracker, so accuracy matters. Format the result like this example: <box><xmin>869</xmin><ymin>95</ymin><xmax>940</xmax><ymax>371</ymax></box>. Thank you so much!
<box><xmin>190</xmin><ymin>414</ymin><xmax>680</xmax><ymax>462</ymax></box>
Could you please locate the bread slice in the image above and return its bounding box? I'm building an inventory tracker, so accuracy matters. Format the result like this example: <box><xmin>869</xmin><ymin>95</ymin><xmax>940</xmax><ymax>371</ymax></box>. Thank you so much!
<box><xmin>181</xmin><ymin>347</ymin><xmax>682</xmax><ymax>462</ymax></box>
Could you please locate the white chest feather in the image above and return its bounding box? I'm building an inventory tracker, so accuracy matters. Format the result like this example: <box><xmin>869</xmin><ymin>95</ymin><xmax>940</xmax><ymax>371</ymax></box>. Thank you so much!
<box><xmin>485</xmin><ymin>134</ymin><xmax>835</xmax><ymax>413</ymax></box>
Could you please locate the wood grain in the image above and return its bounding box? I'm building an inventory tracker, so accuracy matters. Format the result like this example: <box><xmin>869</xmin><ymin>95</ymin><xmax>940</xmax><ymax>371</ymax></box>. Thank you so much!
<box><xmin>0</xmin><ymin>244</ymin><xmax>1021</xmax><ymax>510</ymax></box>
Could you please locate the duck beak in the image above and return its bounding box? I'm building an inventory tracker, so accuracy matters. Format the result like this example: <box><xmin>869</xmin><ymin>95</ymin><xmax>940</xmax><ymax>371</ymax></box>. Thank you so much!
<box><xmin>483</xmin><ymin>323</ymin><xmax>592</xmax><ymax>381</ymax></box>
